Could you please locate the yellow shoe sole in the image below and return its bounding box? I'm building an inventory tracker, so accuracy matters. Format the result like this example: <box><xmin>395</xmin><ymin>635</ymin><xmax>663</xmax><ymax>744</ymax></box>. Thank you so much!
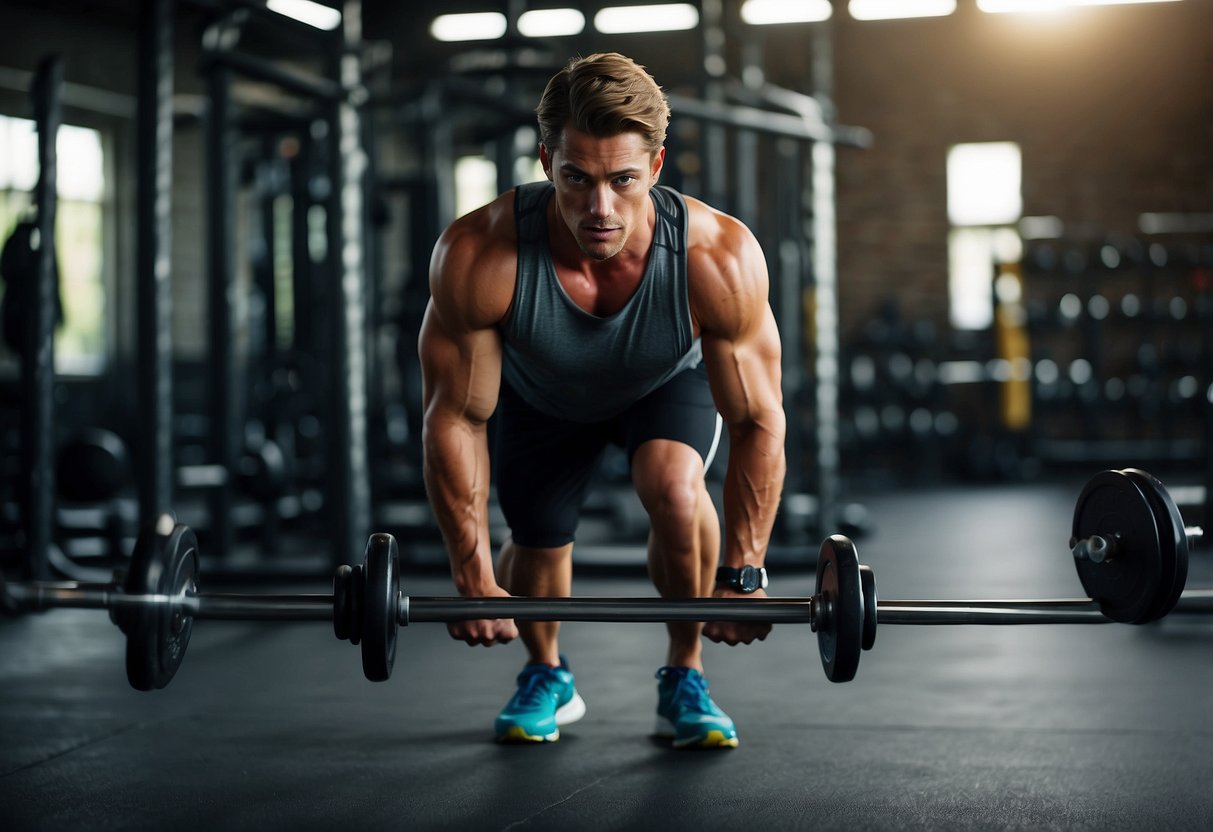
<box><xmin>496</xmin><ymin>725</ymin><xmax>560</xmax><ymax>743</ymax></box>
<box><xmin>674</xmin><ymin>730</ymin><xmax>739</xmax><ymax>749</ymax></box>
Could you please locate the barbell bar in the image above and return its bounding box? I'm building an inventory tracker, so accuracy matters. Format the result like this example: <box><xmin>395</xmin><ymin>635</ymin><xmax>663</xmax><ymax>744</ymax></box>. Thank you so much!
<box><xmin>0</xmin><ymin>468</ymin><xmax>1205</xmax><ymax>690</ymax></box>
<box><xmin>15</xmin><ymin>583</ymin><xmax>1207</xmax><ymax>626</ymax></box>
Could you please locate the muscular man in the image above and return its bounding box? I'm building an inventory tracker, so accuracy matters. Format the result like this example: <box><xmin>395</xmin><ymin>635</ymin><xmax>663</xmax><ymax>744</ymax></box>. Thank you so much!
<box><xmin>420</xmin><ymin>52</ymin><xmax>786</xmax><ymax>749</ymax></box>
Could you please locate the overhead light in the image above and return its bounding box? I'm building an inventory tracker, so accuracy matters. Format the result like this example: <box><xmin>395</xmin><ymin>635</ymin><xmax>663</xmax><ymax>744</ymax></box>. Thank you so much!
<box><xmin>594</xmin><ymin>4</ymin><xmax>699</xmax><ymax>33</ymax></box>
<box><xmin>266</xmin><ymin>0</ymin><xmax>341</xmax><ymax>31</ymax></box>
<box><xmin>430</xmin><ymin>12</ymin><xmax>508</xmax><ymax>42</ymax></box>
<box><xmin>741</xmin><ymin>0</ymin><xmax>832</xmax><ymax>24</ymax></box>
<box><xmin>849</xmin><ymin>0</ymin><xmax>956</xmax><ymax>20</ymax></box>
<box><xmin>518</xmin><ymin>8</ymin><xmax>586</xmax><ymax>37</ymax></box>
<box><xmin>979</xmin><ymin>0</ymin><xmax>1181</xmax><ymax>13</ymax></box>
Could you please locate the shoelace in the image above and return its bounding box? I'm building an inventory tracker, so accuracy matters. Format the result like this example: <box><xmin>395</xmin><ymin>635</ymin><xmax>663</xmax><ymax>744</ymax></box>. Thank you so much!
<box><xmin>514</xmin><ymin>668</ymin><xmax>559</xmax><ymax>709</ymax></box>
<box><xmin>666</xmin><ymin>670</ymin><xmax>711</xmax><ymax>712</ymax></box>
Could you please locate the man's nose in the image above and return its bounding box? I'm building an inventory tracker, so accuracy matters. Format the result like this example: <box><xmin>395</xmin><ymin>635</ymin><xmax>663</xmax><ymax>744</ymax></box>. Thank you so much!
<box><xmin>589</xmin><ymin>184</ymin><xmax>613</xmax><ymax>219</ymax></box>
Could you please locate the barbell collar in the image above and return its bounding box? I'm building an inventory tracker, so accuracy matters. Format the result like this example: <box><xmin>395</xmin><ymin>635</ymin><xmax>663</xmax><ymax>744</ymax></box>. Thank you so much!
<box><xmin>1072</xmin><ymin>534</ymin><xmax>1113</xmax><ymax>563</ymax></box>
<box><xmin>1066</xmin><ymin>524</ymin><xmax>1197</xmax><ymax>565</ymax></box>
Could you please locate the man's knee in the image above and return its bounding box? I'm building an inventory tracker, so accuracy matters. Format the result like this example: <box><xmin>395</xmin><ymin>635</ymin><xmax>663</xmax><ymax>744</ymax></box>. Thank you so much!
<box><xmin>646</xmin><ymin>478</ymin><xmax>703</xmax><ymax>531</ymax></box>
<box><xmin>633</xmin><ymin>441</ymin><xmax>705</xmax><ymax>514</ymax></box>
<box><xmin>641</xmin><ymin>478</ymin><xmax>712</xmax><ymax>558</ymax></box>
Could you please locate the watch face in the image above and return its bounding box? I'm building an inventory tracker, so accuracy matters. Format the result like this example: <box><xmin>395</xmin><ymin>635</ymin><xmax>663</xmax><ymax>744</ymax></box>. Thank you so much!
<box><xmin>740</xmin><ymin>565</ymin><xmax>761</xmax><ymax>592</ymax></box>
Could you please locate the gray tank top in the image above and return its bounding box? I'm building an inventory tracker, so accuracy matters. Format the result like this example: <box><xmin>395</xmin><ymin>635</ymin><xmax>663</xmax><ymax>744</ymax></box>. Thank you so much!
<box><xmin>502</xmin><ymin>181</ymin><xmax>702</xmax><ymax>422</ymax></box>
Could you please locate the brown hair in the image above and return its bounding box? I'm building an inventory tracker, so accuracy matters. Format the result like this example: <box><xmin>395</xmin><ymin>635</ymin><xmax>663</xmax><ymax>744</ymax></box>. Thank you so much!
<box><xmin>535</xmin><ymin>53</ymin><xmax>670</xmax><ymax>155</ymax></box>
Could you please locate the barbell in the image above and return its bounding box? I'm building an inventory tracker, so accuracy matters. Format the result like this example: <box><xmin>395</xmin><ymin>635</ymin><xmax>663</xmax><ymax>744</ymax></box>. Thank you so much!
<box><xmin>0</xmin><ymin>468</ymin><xmax>1206</xmax><ymax>690</ymax></box>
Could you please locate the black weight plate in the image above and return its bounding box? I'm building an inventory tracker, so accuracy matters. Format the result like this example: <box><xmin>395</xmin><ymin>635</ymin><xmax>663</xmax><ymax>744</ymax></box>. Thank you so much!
<box><xmin>125</xmin><ymin>519</ymin><xmax>197</xmax><ymax>691</ymax></box>
<box><xmin>361</xmin><ymin>533</ymin><xmax>400</xmax><ymax>683</ymax></box>
<box><xmin>1071</xmin><ymin>470</ymin><xmax>1162</xmax><ymax>624</ymax></box>
<box><xmin>1118</xmin><ymin>469</ymin><xmax>1180</xmax><ymax>622</ymax></box>
<box><xmin>859</xmin><ymin>564</ymin><xmax>877</xmax><ymax>651</ymax></box>
<box><xmin>1120</xmin><ymin>469</ymin><xmax>1189</xmax><ymax>622</ymax></box>
<box><xmin>333</xmin><ymin>565</ymin><xmax>353</xmax><ymax>642</ymax></box>
<box><xmin>816</xmin><ymin>535</ymin><xmax>863</xmax><ymax>683</ymax></box>
<box><xmin>348</xmin><ymin>565</ymin><xmax>364</xmax><ymax>646</ymax></box>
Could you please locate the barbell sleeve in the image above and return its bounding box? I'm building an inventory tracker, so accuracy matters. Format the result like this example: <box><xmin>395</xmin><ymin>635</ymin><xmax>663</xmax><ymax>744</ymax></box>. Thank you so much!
<box><xmin>195</xmin><ymin>593</ymin><xmax>333</xmax><ymax>621</ymax></box>
<box><xmin>4</xmin><ymin>581</ymin><xmax>333</xmax><ymax>622</ymax></box>
<box><xmin>883</xmin><ymin>598</ymin><xmax>1097</xmax><ymax>608</ymax></box>
<box><xmin>7</xmin><ymin>582</ymin><xmax>184</xmax><ymax>613</ymax></box>
<box><xmin>877</xmin><ymin>604</ymin><xmax>1108</xmax><ymax>625</ymax></box>
<box><xmin>1173</xmin><ymin>588</ymin><xmax>1213</xmax><ymax>614</ymax></box>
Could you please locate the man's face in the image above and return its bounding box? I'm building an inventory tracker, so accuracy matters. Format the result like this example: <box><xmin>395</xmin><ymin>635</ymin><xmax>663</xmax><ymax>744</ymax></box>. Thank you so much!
<box><xmin>540</xmin><ymin>126</ymin><xmax>665</xmax><ymax>261</ymax></box>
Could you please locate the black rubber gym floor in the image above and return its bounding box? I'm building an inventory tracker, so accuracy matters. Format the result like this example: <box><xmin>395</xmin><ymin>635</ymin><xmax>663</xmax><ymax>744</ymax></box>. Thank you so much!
<box><xmin>3</xmin><ymin>480</ymin><xmax>1211</xmax><ymax>831</ymax></box>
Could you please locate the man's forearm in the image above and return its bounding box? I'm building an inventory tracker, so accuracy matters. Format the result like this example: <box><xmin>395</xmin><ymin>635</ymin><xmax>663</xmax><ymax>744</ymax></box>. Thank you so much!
<box><xmin>422</xmin><ymin>415</ymin><xmax>496</xmax><ymax>594</ymax></box>
<box><xmin>720</xmin><ymin>418</ymin><xmax>786</xmax><ymax>568</ymax></box>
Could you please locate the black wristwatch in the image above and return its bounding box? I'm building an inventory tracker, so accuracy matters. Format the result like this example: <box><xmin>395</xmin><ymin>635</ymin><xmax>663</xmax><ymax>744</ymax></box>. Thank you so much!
<box><xmin>715</xmin><ymin>565</ymin><xmax>768</xmax><ymax>594</ymax></box>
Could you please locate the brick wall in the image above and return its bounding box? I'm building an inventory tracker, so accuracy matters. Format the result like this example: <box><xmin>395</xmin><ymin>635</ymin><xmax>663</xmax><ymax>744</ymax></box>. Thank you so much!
<box><xmin>830</xmin><ymin>2</ymin><xmax>1213</xmax><ymax>339</ymax></box>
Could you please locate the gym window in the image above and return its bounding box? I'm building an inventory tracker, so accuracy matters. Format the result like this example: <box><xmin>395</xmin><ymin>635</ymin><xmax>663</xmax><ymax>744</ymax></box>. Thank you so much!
<box><xmin>0</xmin><ymin>114</ymin><xmax>108</xmax><ymax>374</ymax></box>
<box><xmin>454</xmin><ymin>156</ymin><xmax>498</xmax><ymax>219</ymax></box>
<box><xmin>453</xmin><ymin>153</ymin><xmax>547</xmax><ymax>219</ymax></box>
<box><xmin>947</xmin><ymin>141</ymin><xmax>1023</xmax><ymax>330</ymax></box>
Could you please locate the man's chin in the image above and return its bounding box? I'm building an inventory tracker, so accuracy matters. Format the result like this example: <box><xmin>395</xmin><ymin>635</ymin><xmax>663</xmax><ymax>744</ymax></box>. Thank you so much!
<box><xmin>578</xmin><ymin>239</ymin><xmax>625</xmax><ymax>261</ymax></box>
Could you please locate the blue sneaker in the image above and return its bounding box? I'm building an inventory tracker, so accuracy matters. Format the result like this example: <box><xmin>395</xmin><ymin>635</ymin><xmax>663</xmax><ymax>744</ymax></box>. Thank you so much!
<box><xmin>655</xmin><ymin>666</ymin><xmax>739</xmax><ymax>749</ymax></box>
<box><xmin>495</xmin><ymin>656</ymin><xmax>586</xmax><ymax>743</ymax></box>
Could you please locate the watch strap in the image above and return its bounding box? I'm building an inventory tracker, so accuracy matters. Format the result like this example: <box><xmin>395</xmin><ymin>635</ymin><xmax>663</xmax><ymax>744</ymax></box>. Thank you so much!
<box><xmin>715</xmin><ymin>565</ymin><xmax>768</xmax><ymax>592</ymax></box>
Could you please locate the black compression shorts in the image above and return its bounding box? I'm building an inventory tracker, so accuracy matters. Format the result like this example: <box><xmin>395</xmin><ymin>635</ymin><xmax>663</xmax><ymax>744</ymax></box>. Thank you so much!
<box><xmin>494</xmin><ymin>361</ymin><xmax>721</xmax><ymax>549</ymax></box>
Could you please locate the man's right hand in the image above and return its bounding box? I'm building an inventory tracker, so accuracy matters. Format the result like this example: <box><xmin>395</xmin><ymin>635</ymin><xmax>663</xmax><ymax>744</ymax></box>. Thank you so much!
<box><xmin>446</xmin><ymin>584</ymin><xmax>519</xmax><ymax>646</ymax></box>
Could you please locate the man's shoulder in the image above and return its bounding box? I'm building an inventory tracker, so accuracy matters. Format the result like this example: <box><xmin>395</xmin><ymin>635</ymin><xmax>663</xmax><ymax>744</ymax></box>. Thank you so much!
<box><xmin>445</xmin><ymin>190</ymin><xmax>520</xmax><ymax>249</ymax></box>
<box><xmin>429</xmin><ymin>191</ymin><xmax>519</xmax><ymax>327</ymax></box>
<box><xmin>435</xmin><ymin>192</ymin><xmax>521</xmax><ymax>277</ymax></box>
<box><xmin>683</xmin><ymin>194</ymin><xmax>768</xmax><ymax>330</ymax></box>
<box><xmin>683</xmin><ymin>195</ymin><xmax>756</xmax><ymax>260</ymax></box>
